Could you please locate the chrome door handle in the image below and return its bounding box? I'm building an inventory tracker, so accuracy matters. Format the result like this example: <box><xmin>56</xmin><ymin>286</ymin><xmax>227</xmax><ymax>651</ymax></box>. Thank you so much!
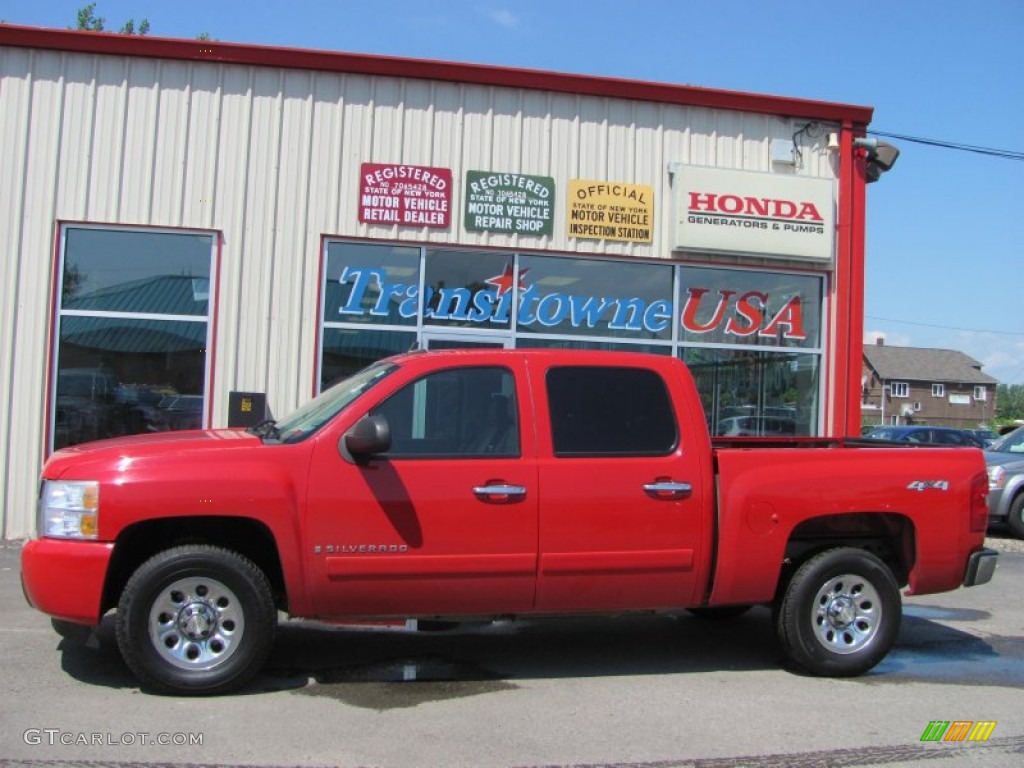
<box><xmin>642</xmin><ymin>481</ymin><xmax>693</xmax><ymax>500</ymax></box>
<box><xmin>473</xmin><ymin>484</ymin><xmax>527</xmax><ymax>502</ymax></box>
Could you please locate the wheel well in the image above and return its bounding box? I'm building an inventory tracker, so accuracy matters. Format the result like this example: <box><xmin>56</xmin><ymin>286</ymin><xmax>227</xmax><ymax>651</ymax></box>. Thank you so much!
<box><xmin>781</xmin><ymin>513</ymin><xmax>914</xmax><ymax>590</ymax></box>
<box><xmin>101</xmin><ymin>517</ymin><xmax>288</xmax><ymax>615</ymax></box>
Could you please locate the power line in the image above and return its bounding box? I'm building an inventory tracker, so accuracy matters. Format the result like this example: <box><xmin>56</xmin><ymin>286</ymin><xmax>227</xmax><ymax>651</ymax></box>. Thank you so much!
<box><xmin>868</xmin><ymin>130</ymin><xmax>1024</xmax><ymax>161</ymax></box>
<box><xmin>865</xmin><ymin>315</ymin><xmax>1024</xmax><ymax>337</ymax></box>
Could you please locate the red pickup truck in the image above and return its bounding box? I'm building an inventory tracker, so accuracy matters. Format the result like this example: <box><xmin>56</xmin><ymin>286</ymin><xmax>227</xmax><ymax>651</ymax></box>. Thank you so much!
<box><xmin>22</xmin><ymin>349</ymin><xmax>997</xmax><ymax>694</ymax></box>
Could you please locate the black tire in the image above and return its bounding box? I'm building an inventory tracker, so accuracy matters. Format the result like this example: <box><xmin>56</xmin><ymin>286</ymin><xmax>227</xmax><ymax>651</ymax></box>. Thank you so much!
<box><xmin>686</xmin><ymin>605</ymin><xmax>752</xmax><ymax>620</ymax></box>
<box><xmin>1007</xmin><ymin>494</ymin><xmax>1024</xmax><ymax>539</ymax></box>
<box><xmin>775</xmin><ymin>547</ymin><xmax>900</xmax><ymax>677</ymax></box>
<box><xmin>115</xmin><ymin>545</ymin><xmax>276</xmax><ymax>695</ymax></box>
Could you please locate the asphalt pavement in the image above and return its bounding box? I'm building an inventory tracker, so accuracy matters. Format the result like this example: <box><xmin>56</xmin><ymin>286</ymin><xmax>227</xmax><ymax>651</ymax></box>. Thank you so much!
<box><xmin>0</xmin><ymin>537</ymin><xmax>1021</xmax><ymax>768</ymax></box>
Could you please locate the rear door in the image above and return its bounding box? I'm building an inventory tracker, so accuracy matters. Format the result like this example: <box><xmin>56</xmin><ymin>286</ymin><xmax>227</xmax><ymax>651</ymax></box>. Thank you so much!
<box><xmin>532</xmin><ymin>360</ymin><xmax>709</xmax><ymax>612</ymax></box>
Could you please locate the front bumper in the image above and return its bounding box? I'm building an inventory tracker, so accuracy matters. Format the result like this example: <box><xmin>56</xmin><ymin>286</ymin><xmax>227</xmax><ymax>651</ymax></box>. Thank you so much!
<box><xmin>20</xmin><ymin>538</ymin><xmax>114</xmax><ymax>625</ymax></box>
<box><xmin>963</xmin><ymin>547</ymin><xmax>998</xmax><ymax>587</ymax></box>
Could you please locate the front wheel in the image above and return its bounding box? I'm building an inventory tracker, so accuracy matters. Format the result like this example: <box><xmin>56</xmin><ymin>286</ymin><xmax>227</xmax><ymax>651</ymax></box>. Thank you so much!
<box><xmin>775</xmin><ymin>547</ymin><xmax>900</xmax><ymax>677</ymax></box>
<box><xmin>1007</xmin><ymin>494</ymin><xmax>1024</xmax><ymax>539</ymax></box>
<box><xmin>115</xmin><ymin>545</ymin><xmax>277</xmax><ymax>695</ymax></box>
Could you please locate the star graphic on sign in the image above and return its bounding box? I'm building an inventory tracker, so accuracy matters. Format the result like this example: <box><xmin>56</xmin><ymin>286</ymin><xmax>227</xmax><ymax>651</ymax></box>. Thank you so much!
<box><xmin>485</xmin><ymin>264</ymin><xmax>529</xmax><ymax>296</ymax></box>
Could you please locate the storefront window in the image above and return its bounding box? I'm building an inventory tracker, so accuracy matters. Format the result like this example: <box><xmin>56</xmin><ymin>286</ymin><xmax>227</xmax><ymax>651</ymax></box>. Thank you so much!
<box><xmin>517</xmin><ymin>338</ymin><xmax>671</xmax><ymax>355</ymax></box>
<box><xmin>682</xmin><ymin>348</ymin><xmax>820</xmax><ymax>436</ymax></box>
<box><xmin>320</xmin><ymin>327</ymin><xmax>416</xmax><ymax>391</ymax></box>
<box><xmin>678</xmin><ymin>267</ymin><xmax>822</xmax><ymax>349</ymax></box>
<box><xmin>422</xmin><ymin>249</ymin><xmax>516</xmax><ymax>330</ymax></box>
<box><xmin>517</xmin><ymin>254</ymin><xmax>673</xmax><ymax>341</ymax></box>
<box><xmin>318</xmin><ymin>239</ymin><xmax>826</xmax><ymax>435</ymax></box>
<box><xmin>52</xmin><ymin>226</ymin><xmax>216</xmax><ymax>451</ymax></box>
<box><xmin>324</xmin><ymin>241</ymin><xmax>420</xmax><ymax>326</ymax></box>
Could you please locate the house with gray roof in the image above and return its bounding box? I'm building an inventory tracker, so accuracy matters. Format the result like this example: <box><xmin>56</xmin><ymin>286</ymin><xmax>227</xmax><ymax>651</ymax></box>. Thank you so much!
<box><xmin>861</xmin><ymin>340</ymin><xmax>998</xmax><ymax>429</ymax></box>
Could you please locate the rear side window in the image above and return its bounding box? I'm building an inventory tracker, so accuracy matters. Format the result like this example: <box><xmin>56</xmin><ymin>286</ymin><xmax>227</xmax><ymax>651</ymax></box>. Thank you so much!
<box><xmin>546</xmin><ymin>366</ymin><xmax>677</xmax><ymax>456</ymax></box>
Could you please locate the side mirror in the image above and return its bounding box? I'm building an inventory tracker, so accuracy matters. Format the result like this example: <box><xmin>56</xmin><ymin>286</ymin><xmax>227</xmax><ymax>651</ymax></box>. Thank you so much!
<box><xmin>342</xmin><ymin>414</ymin><xmax>391</xmax><ymax>462</ymax></box>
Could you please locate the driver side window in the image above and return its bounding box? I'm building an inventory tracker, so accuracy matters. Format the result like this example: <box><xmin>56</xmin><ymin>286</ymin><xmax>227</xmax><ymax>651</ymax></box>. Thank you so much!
<box><xmin>371</xmin><ymin>367</ymin><xmax>519</xmax><ymax>458</ymax></box>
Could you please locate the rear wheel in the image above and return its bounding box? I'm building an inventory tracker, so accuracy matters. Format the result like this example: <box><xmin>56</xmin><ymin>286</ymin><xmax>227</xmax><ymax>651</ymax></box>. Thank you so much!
<box><xmin>1007</xmin><ymin>494</ymin><xmax>1024</xmax><ymax>539</ymax></box>
<box><xmin>775</xmin><ymin>547</ymin><xmax>900</xmax><ymax>677</ymax></box>
<box><xmin>115</xmin><ymin>545</ymin><xmax>276</xmax><ymax>695</ymax></box>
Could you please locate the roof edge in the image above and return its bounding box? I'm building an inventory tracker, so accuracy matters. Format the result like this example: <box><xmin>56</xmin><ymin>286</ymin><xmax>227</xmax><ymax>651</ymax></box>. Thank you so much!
<box><xmin>0</xmin><ymin>24</ymin><xmax>874</xmax><ymax>124</ymax></box>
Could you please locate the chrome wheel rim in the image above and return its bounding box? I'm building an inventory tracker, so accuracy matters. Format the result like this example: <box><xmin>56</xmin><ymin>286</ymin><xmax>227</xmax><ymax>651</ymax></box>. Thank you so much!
<box><xmin>811</xmin><ymin>573</ymin><xmax>881</xmax><ymax>655</ymax></box>
<box><xmin>148</xmin><ymin>576</ymin><xmax>245</xmax><ymax>671</ymax></box>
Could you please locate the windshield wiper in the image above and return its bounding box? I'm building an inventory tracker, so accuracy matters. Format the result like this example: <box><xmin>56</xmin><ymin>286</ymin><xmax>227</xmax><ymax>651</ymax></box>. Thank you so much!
<box><xmin>246</xmin><ymin>419</ymin><xmax>281</xmax><ymax>440</ymax></box>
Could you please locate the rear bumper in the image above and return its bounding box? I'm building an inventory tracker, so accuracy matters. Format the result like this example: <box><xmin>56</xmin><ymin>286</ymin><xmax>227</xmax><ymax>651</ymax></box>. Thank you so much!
<box><xmin>20</xmin><ymin>538</ymin><xmax>114</xmax><ymax>625</ymax></box>
<box><xmin>963</xmin><ymin>547</ymin><xmax>998</xmax><ymax>587</ymax></box>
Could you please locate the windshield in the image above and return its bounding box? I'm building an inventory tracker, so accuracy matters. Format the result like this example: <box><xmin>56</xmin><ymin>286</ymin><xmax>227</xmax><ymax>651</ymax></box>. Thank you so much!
<box><xmin>990</xmin><ymin>426</ymin><xmax>1024</xmax><ymax>454</ymax></box>
<box><xmin>273</xmin><ymin>362</ymin><xmax>397</xmax><ymax>443</ymax></box>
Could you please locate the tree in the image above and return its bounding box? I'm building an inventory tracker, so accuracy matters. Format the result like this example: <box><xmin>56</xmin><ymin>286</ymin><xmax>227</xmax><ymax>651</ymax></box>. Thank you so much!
<box><xmin>74</xmin><ymin>4</ymin><xmax>149</xmax><ymax>35</ymax></box>
<box><xmin>996</xmin><ymin>384</ymin><xmax>1024</xmax><ymax>421</ymax></box>
<box><xmin>75</xmin><ymin>3</ymin><xmax>104</xmax><ymax>31</ymax></box>
<box><xmin>119</xmin><ymin>18</ymin><xmax>150</xmax><ymax>35</ymax></box>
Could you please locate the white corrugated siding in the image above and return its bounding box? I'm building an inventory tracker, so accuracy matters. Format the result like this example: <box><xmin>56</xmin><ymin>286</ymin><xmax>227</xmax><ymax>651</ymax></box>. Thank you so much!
<box><xmin>0</xmin><ymin>46</ymin><xmax>839</xmax><ymax>538</ymax></box>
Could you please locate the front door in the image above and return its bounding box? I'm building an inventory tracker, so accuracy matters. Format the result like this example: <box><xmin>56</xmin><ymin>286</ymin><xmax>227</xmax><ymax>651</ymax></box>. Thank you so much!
<box><xmin>306</xmin><ymin>356</ymin><xmax>538</xmax><ymax>618</ymax></box>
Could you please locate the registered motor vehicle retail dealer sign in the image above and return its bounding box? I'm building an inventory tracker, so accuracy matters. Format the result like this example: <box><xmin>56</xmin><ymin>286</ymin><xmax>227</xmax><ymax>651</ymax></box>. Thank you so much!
<box><xmin>674</xmin><ymin>166</ymin><xmax>834</xmax><ymax>261</ymax></box>
<box><xmin>464</xmin><ymin>171</ymin><xmax>554</xmax><ymax>236</ymax></box>
<box><xmin>359</xmin><ymin>163</ymin><xmax>452</xmax><ymax>228</ymax></box>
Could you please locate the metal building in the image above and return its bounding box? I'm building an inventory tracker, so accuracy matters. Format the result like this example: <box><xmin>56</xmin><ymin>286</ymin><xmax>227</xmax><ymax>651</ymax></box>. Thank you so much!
<box><xmin>0</xmin><ymin>25</ymin><xmax>873</xmax><ymax>538</ymax></box>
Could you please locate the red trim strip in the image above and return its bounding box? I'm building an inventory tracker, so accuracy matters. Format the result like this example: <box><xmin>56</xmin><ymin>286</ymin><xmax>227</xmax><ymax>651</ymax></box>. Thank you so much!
<box><xmin>1</xmin><ymin>25</ymin><xmax>873</xmax><ymax>124</ymax></box>
<box><xmin>541</xmin><ymin>549</ymin><xmax>695</xmax><ymax>575</ymax></box>
<box><xmin>326</xmin><ymin>553</ymin><xmax>536</xmax><ymax>579</ymax></box>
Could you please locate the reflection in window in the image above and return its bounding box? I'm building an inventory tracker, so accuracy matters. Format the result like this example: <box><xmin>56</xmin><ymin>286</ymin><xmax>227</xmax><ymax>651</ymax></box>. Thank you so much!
<box><xmin>324</xmin><ymin>242</ymin><xmax>420</xmax><ymax>326</ymax></box>
<box><xmin>320</xmin><ymin>328</ymin><xmax>416</xmax><ymax>393</ymax></box>
<box><xmin>518</xmin><ymin>254</ymin><xmax>673</xmax><ymax>340</ymax></box>
<box><xmin>516</xmin><ymin>337</ymin><xmax>671</xmax><ymax>355</ymax></box>
<box><xmin>52</xmin><ymin>226</ymin><xmax>216</xmax><ymax>450</ymax></box>
<box><xmin>422</xmin><ymin>249</ymin><xmax>516</xmax><ymax>330</ymax></box>
<box><xmin>62</xmin><ymin>228</ymin><xmax>211</xmax><ymax>314</ymax></box>
<box><xmin>682</xmin><ymin>348</ymin><xmax>819</xmax><ymax>437</ymax></box>
<box><xmin>678</xmin><ymin>267</ymin><xmax>822</xmax><ymax>349</ymax></box>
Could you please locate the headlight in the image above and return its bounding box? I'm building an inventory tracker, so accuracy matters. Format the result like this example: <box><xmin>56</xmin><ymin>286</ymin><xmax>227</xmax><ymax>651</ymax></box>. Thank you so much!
<box><xmin>987</xmin><ymin>465</ymin><xmax>1005</xmax><ymax>490</ymax></box>
<box><xmin>39</xmin><ymin>480</ymin><xmax>99</xmax><ymax>539</ymax></box>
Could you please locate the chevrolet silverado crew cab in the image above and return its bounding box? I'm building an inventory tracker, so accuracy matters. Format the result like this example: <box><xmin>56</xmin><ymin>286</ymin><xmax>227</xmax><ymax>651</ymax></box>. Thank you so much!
<box><xmin>22</xmin><ymin>349</ymin><xmax>997</xmax><ymax>694</ymax></box>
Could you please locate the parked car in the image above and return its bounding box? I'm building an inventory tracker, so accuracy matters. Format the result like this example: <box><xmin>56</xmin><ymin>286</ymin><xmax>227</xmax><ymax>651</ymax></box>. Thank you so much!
<box><xmin>145</xmin><ymin>395</ymin><xmax>205</xmax><ymax>432</ymax></box>
<box><xmin>862</xmin><ymin>425</ymin><xmax>985</xmax><ymax>448</ymax></box>
<box><xmin>985</xmin><ymin>425</ymin><xmax>1024</xmax><ymax>538</ymax></box>
<box><xmin>971</xmin><ymin>429</ymin><xmax>999</xmax><ymax>448</ymax></box>
<box><xmin>53</xmin><ymin>368</ymin><xmax>120</xmax><ymax>447</ymax></box>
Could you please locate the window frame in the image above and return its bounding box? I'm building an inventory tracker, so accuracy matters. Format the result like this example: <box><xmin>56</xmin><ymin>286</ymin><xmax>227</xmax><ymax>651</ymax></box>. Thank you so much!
<box><xmin>369</xmin><ymin>366</ymin><xmax>520</xmax><ymax>459</ymax></box>
<box><xmin>974</xmin><ymin>386</ymin><xmax>988</xmax><ymax>402</ymax></box>
<box><xmin>890</xmin><ymin>381</ymin><xmax>909</xmax><ymax>398</ymax></box>
<box><xmin>932</xmin><ymin>383</ymin><xmax>945</xmax><ymax>397</ymax></box>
